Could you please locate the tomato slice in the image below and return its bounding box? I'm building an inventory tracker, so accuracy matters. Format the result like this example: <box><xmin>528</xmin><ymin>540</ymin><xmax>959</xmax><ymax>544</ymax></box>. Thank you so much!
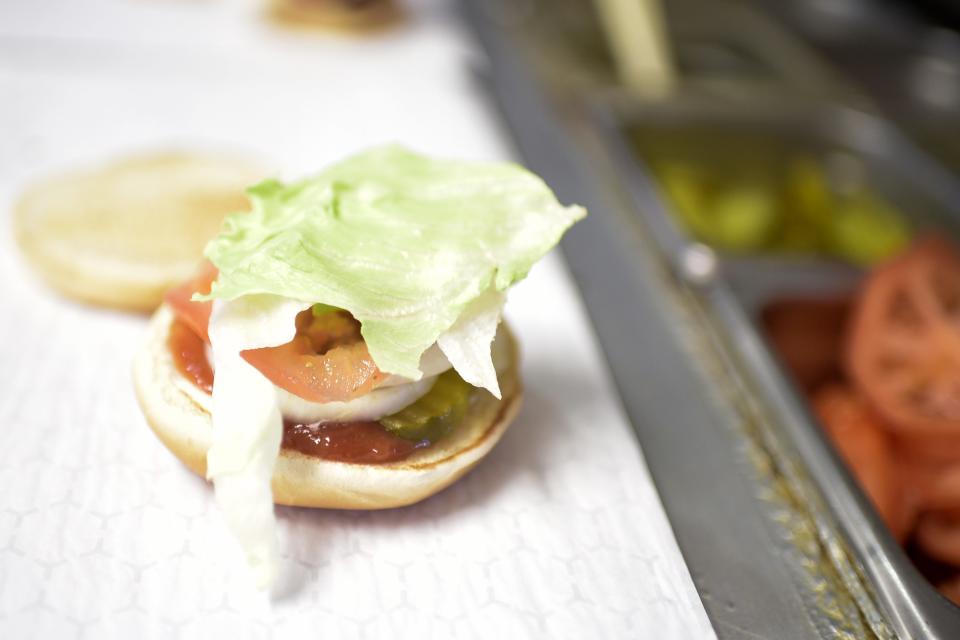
<box><xmin>937</xmin><ymin>575</ymin><xmax>960</xmax><ymax>607</ymax></box>
<box><xmin>812</xmin><ymin>384</ymin><xmax>912</xmax><ymax>540</ymax></box>
<box><xmin>164</xmin><ymin>261</ymin><xmax>217</xmax><ymax>343</ymax></box>
<box><xmin>168</xmin><ymin>318</ymin><xmax>214</xmax><ymax>393</ymax></box>
<box><xmin>917</xmin><ymin>512</ymin><xmax>960</xmax><ymax>566</ymax></box>
<box><xmin>165</xmin><ymin>269</ymin><xmax>385</xmax><ymax>403</ymax></box>
<box><xmin>896</xmin><ymin>452</ymin><xmax>960</xmax><ymax>520</ymax></box>
<box><xmin>897</xmin><ymin>432</ymin><xmax>960</xmax><ymax>464</ymax></box>
<box><xmin>762</xmin><ymin>297</ymin><xmax>850</xmax><ymax>392</ymax></box>
<box><xmin>241</xmin><ymin>310</ymin><xmax>387</xmax><ymax>403</ymax></box>
<box><xmin>847</xmin><ymin>237</ymin><xmax>960</xmax><ymax>436</ymax></box>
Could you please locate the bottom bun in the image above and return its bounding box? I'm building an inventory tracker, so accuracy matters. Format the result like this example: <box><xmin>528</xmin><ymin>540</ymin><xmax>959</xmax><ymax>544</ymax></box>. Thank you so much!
<box><xmin>133</xmin><ymin>305</ymin><xmax>522</xmax><ymax>509</ymax></box>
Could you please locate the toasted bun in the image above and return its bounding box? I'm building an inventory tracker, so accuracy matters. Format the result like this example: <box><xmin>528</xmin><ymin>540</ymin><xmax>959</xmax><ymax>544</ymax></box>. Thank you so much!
<box><xmin>133</xmin><ymin>305</ymin><xmax>522</xmax><ymax>509</ymax></box>
<box><xmin>267</xmin><ymin>0</ymin><xmax>402</xmax><ymax>32</ymax></box>
<box><xmin>14</xmin><ymin>152</ymin><xmax>264</xmax><ymax>312</ymax></box>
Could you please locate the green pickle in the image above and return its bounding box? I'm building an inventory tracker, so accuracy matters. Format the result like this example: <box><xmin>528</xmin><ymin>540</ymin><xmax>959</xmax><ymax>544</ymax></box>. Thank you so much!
<box><xmin>706</xmin><ymin>181</ymin><xmax>777</xmax><ymax>251</ymax></box>
<box><xmin>380</xmin><ymin>370</ymin><xmax>473</xmax><ymax>443</ymax></box>
<box><xmin>651</xmin><ymin>151</ymin><xmax>911</xmax><ymax>265</ymax></box>
<box><xmin>828</xmin><ymin>193</ymin><xmax>910</xmax><ymax>265</ymax></box>
<box><xmin>659</xmin><ymin>163</ymin><xmax>776</xmax><ymax>251</ymax></box>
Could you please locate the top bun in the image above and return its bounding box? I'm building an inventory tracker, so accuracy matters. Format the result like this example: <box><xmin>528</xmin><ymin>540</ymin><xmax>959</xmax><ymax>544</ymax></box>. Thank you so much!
<box><xmin>14</xmin><ymin>152</ymin><xmax>264</xmax><ymax>311</ymax></box>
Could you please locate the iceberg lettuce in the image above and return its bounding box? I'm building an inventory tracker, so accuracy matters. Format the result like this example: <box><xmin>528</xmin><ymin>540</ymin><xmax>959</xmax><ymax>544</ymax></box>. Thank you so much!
<box><xmin>199</xmin><ymin>145</ymin><xmax>586</xmax><ymax>381</ymax></box>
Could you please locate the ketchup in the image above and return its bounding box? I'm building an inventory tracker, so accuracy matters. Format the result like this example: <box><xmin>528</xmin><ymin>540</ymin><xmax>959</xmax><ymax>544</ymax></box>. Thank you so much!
<box><xmin>167</xmin><ymin>317</ymin><xmax>420</xmax><ymax>464</ymax></box>
<box><xmin>168</xmin><ymin>319</ymin><xmax>214</xmax><ymax>393</ymax></box>
<box><xmin>282</xmin><ymin>420</ymin><xmax>423</xmax><ymax>464</ymax></box>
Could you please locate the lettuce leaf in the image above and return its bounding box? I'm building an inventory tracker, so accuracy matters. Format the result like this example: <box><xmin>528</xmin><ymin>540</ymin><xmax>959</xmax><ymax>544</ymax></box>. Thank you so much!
<box><xmin>437</xmin><ymin>288</ymin><xmax>505</xmax><ymax>398</ymax></box>
<box><xmin>206</xmin><ymin>295</ymin><xmax>310</xmax><ymax>588</ymax></box>
<box><xmin>199</xmin><ymin>145</ymin><xmax>585</xmax><ymax>380</ymax></box>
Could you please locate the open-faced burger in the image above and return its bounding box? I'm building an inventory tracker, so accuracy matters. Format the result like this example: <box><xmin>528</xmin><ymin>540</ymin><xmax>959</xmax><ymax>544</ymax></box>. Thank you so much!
<box><xmin>133</xmin><ymin>145</ymin><xmax>586</xmax><ymax>585</ymax></box>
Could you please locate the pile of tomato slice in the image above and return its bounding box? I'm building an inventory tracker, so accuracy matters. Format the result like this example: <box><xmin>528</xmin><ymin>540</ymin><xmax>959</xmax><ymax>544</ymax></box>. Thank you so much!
<box><xmin>765</xmin><ymin>238</ymin><xmax>960</xmax><ymax>604</ymax></box>
<box><xmin>164</xmin><ymin>262</ymin><xmax>385</xmax><ymax>403</ymax></box>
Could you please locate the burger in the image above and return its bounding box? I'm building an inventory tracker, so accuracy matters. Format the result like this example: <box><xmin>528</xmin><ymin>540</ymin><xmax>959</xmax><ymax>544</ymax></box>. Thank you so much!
<box><xmin>133</xmin><ymin>145</ymin><xmax>586</xmax><ymax>585</ymax></box>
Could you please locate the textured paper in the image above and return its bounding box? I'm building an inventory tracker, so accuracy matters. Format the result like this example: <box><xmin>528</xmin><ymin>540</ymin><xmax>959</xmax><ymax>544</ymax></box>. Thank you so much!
<box><xmin>0</xmin><ymin>0</ymin><xmax>715</xmax><ymax>637</ymax></box>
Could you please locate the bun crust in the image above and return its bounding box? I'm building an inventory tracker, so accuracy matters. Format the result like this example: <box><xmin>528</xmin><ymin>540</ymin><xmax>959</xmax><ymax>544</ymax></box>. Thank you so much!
<box><xmin>267</xmin><ymin>0</ymin><xmax>402</xmax><ymax>32</ymax></box>
<box><xmin>133</xmin><ymin>305</ymin><xmax>522</xmax><ymax>509</ymax></box>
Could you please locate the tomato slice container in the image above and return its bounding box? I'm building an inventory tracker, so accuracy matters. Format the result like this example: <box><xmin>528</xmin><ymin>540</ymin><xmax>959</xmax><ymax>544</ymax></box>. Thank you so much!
<box><xmin>587</xmin><ymin>98</ymin><xmax>960</xmax><ymax>637</ymax></box>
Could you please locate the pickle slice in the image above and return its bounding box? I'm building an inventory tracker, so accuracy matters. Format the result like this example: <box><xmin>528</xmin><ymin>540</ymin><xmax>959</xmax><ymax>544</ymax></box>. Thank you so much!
<box><xmin>380</xmin><ymin>370</ymin><xmax>472</xmax><ymax>443</ymax></box>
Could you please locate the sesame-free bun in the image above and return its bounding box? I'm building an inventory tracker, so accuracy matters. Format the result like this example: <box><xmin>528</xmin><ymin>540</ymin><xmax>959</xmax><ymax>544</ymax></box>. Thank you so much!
<box><xmin>133</xmin><ymin>305</ymin><xmax>522</xmax><ymax>509</ymax></box>
<box><xmin>14</xmin><ymin>152</ymin><xmax>264</xmax><ymax>312</ymax></box>
<box><xmin>267</xmin><ymin>0</ymin><xmax>402</xmax><ymax>33</ymax></box>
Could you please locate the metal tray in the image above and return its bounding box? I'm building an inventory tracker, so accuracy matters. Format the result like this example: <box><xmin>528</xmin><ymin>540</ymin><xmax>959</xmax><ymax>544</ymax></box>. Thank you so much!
<box><xmin>592</xmin><ymin>98</ymin><xmax>960</xmax><ymax>637</ymax></box>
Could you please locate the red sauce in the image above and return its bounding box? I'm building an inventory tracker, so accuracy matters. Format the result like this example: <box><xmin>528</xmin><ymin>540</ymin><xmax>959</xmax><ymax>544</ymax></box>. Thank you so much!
<box><xmin>282</xmin><ymin>420</ymin><xmax>423</xmax><ymax>464</ymax></box>
<box><xmin>168</xmin><ymin>319</ymin><xmax>214</xmax><ymax>393</ymax></box>
<box><xmin>167</xmin><ymin>316</ymin><xmax>421</xmax><ymax>464</ymax></box>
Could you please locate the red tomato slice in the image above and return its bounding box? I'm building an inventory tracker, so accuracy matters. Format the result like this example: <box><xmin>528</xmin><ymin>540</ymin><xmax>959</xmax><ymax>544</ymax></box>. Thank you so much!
<box><xmin>242</xmin><ymin>336</ymin><xmax>385</xmax><ymax>403</ymax></box>
<box><xmin>917</xmin><ymin>513</ymin><xmax>960</xmax><ymax>566</ymax></box>
<box><xmin>897</xmin><ymin>432</ymin><xmax>960</xmax><ymax>464</ymax></box>
<box><xmin>847</xmin><ymin>237</ymin><xmax>960</xmax><ymax>436</ymax></box>
<box><xmin>762</xmin><ymin>296</ymin><xmax>850</xmax><ymax>392</ymax></box>
<box><xmin>937</xmin><ymin>574</ymin><xmax>960</xmax><ymax>607</ymax></box>
<box><xmin>168</xmin><ymin>318</ymin><xmax>214</xmax><ymax>393</ymax></box>
<box><xmin>241</xmin><ymin>309</ymin><xmax>386</xmax><ymax>403</ymax></box>
<box><xmin>164</xmin><ymin>261</ymin><xmax>217</xmax><ymax>343</ymax></box>
<box><xmin>899</xmin><ymin>455</ymin><xmax>960</xmax><ymax>515</ymax></box>
<box><xmin>165</xmin><ymin>269</ymin><xmax>385</xmax><ymax>402</ymax></box>
<box><xmin>812</xmin><ymin>384</ymin><xmax>913</xmax><ymax>540</ymax></box>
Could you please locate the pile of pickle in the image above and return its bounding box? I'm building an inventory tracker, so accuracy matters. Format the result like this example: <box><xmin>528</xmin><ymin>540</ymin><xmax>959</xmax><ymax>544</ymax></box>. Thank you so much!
<box><xmin>654</xmin><ymin>155</ymin><xmax>911</xmax><ymax>265</ymax></box>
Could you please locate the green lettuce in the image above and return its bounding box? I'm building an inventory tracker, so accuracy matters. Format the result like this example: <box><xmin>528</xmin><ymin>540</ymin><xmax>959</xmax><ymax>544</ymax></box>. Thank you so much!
<box><xmin>199</xmin><ymin>145</ymin><xmax>586</xmax><ymax>380</ymax></box>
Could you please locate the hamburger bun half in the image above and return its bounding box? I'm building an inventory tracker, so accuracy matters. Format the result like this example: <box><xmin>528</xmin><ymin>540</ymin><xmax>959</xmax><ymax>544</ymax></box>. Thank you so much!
<box><xmin>267</xmin><ymin>0</ymin><xmax>402</xmax><ymax>33</ymax></box>
<box><xmin>133</xmin><ymin>304</ymin><xmax>522</xmax><ymax>509</ymax></box>
<box><xmin>14</xmin><ymin>152</ymin><xmax>265</xmax><ymax>312</ymax></box>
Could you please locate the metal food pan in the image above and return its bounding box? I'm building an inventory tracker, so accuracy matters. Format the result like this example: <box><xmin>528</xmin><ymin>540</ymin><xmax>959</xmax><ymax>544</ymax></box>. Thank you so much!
<box><xmin>591</xmin><ymin>95</ymin><xmax>960</xmax><ymax>272</ymax></box>
<box><xmin>591</xmin><ymin>98</ymin><xmax>960</xmax><ymax>637</ymax></box>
